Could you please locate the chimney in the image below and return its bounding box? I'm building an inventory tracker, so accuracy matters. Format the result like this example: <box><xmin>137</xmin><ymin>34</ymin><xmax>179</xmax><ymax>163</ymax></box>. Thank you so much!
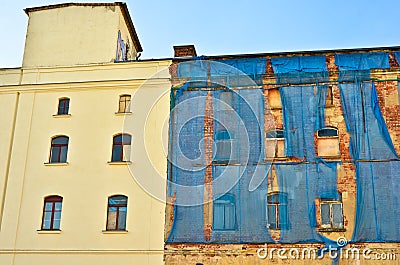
<box><xmin>173</xmin><ymin>45</ymin><xmax>197</xmax><ymax>57</ymax></box>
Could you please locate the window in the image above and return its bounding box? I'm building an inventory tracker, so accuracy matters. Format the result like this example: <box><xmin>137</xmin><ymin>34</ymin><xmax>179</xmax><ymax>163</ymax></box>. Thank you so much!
<box><xmin>41</xmin><ymin>196</ymin><xmax>63</xmax><ymax>230</ymax></box>
<box><xmin>214</xmin><ymin>130</ymin><xmax>236</xmax><ymax>162</ymax></box>
<box><xmin>316</xmin><ymin>127</ymin><xmax>340</xmax><ymax>157</ymax></box>
<box><xmin>265</xmin><ymin>129</ymin><xmax>285</xmax><ymax>159</ymax></box>
<box><xmin>49</xmin><ymin>136</ymin><xmax>69</xmax><ymax>163</ymax></box>
<box><xmin>218</xmin><ymin>91</ymin><xmax>233</xmax><ymax>111</ymax></box>
<box><xmin>118</xmin><ymin>95</ymin><xmax>131</xmax><ymax>113</ymax></box>
<box><xmin>267</xmin><ymin>192</ymin><xmax>288</xmax><ymax>230</ymax></box>
<box><xmin>111</xmin><ymin>134</ymin><xmax>132</xmax><ymax>162</ymax></box>
<box><xmin>326</xmin><ymin>86</ymin><xmax>334</xmax><ymax>106</ymax></box>
<box><xmin>267</xmin><ymin>88</ymin><xmax>281</xmax><ymax>109</ymax></box>
<box><xmin>107</xmin><ymin>195</ymin><xmax>128</xmax><ymax>231</ymax></box>
<box><xmin>213</xmin><ymin>194</ymin><xmax>236</xmax><ymax>230</ymax></box>
<box><xmin>320</xmin><ymin>201</ymin><xmax>344</xmax><ymax>229</ymax></box>
<box><xmin>57</xmin><ymin>98</ymin><xmax>70</xmax><ymax>115</ymax></box>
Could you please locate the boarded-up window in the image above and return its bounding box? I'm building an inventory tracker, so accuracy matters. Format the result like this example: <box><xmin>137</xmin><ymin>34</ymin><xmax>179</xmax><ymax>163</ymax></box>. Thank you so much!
<box><xmin>317</xmin><ymin>127</ymin><xmax>340</xmax><ymax>157</ymax></box>
<box><xmin>267</xmin><ymin>88</ymin><xmax>281</xmax><ymax>109</ymax></box>
<box><xmin>265</xmin><ymin>130</ymin><xmax>285</xmax><ymax>158</ymax></box>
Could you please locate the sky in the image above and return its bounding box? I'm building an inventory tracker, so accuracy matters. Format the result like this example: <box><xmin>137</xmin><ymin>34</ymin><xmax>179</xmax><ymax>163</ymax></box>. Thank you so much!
<box><xmin>1</xmin><ymin>0</ymin><xmax>400</xmax><ymax>67</ymax></box>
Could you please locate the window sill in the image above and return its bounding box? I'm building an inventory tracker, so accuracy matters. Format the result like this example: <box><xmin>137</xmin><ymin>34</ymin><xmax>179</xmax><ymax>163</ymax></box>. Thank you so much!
<box><xmin>115</xmin><ymin>112</ymin><xmax>132</xmax><ymax>116</ymax></box>
<box><xmin>52</xmin><ymin>114</ymin><xmax>71</xmax><ymax>118</ymax></box>
<box><xmin>317</xmin><ymin>156</ymin><xmax>341</xmax><ymax>160</ymax></box>
<box><xmin>107</xmin><ymin>161</ymin><xmax>132</xmax><ymax>165</ymax></box>
<box><xmin>264</xmin><ymin>157</ymin><xmax>287</xmax><ymax>161</ymax></box>
<box><xmin>37</xmin><ymin>230</ymin><xmax>62</xmax><ymax>234</ymax></box>
<box><xmin>317</xmin><ymin>228</ymin><xmax>346</xmax><ymax>232</ymax></box>
<box><xmin>102</xmin><ymin>230</ymin><xmax>128</xmax><ymax>234</ymax></box>
<box><xmin>44</xmin><ymin>162</ymin><xmax>69</xmax><ymax>166</ymax></box>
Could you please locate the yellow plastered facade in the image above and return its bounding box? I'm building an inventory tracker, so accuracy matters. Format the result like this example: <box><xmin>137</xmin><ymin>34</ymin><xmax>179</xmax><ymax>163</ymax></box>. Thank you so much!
<box><xmin>0</xmin><ymin>3</ymin><xmax>170</xmax><ymax>265</ymax></box>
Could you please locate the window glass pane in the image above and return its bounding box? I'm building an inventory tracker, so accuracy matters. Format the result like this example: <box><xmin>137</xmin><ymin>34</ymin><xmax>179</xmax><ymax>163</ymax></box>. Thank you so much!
<box><xmin>213</xmin><ymin>204</ymin><xmax>224</xmax><ymax>230</ymax></box>
<box><xmin>123</xmin><ymin>144</ymin><xmax>131</xmax><ymax>161</ymax></box>
<box><xmin>224</xmin><ymin>204</ymin><xmax>235</xmax><ymax>230</ymax></box>
<box><xmin>118</xmin><ymin>210</ymin><xmax>127</xmax><ymax>230</ymax></box>
<box><xmin>107</xmin><ymin>211</ymin><xmax>117</xmax><ymax>230</ymax></box>
<box><xmin>318</xmin><ymin>128</ymin><xmax>338</xmax><ymax>137</ymax></box>
<box><xmin>332</xmin><ymin>204</ymin><xmax>343</xmax><ymax>228</ymax></box>
<box><xmin>114</xmin><ymin>135</ymin><xmax>123</xmax><ymax>143</ymax></box>
<box><xmin>215</xmin><ymin>140</ymin><xmax>231</xmax><ymax>161</ymax></box>
<box><xmin>321</xmin><ymin>204</ymin><xmax>331</xmax><ymax>225</ymax></box>
<box><xmin>60</xmin><ymin>146</ymin><xmax>68</xmax><ymax>162</ymax></box>
<box><xmin>125</xmin><ymin>99</ymin><xmax>131</xmax><ymax>112</ymax></box>
<box><xmin>42</xmin><ymin>219</ymin><xmax>51</xmax><ymax>230</ymax></box>
<box><xmin>266</xmin><ymin>130</ymin><xmax>284</xmax><ymax>139</ymax></box>
<box><xmin>109</xmin><ymin>196</ymin><xmax>127</xmax><ymax>205</ymax></box>
<box><xmin>118</xmin><ymin>101</ymin><xmax>125</xmax><ymax>113</ymax></box>
<box><xmin>45</xmin><ymin>202</ymin><xmax>53</xmax><ymax>211</ymax></box>
<box><xmin>50</xmin><ymin>147</ymin><xmax>61</xmax><ymax>163</ymax></box>
<box><xmin>42</xmin><ymin>212</ymin><xmax>52</xmax><ymax>229</ymax></box>
<box><xmin>279</xmin><ymin>204</ymin><xmax>288</xmax><ymax>229</ymax></box>
<box><xmin>53</xmin><ymin>137</ymin><xmax>69</xmax><ymax>145</ymax></box>
<box><xmin>215</xmin><ymin>130</ymin><xmax>231</xmax><ymax>140</ymax></box>
<box><xmin>121</xmin><ymin>134</ymin><xmax>131</xmax><ymax>144</ymax></box>
<box><xmin>108</xmin><ymin>207</ymin><xmax>117</xmax><ymax>212</ymax></box>
<box><xmin>267</xmin><ymin>205</ymin><xmax>277</xmax><ymax>229</ymax></box>
<box><xmin>53</xmin><ymin>212</ymin><xmax>61</xmax><ymax>229</ymax></box>
<box><xmin>55</xmin><ymin>202</ymin><xmax>62</xmax><ymax>211</ymax></box>
<box><xmin>52</xmin><ymin>220</ymin><xmax>60</xmax><ymax>230</ymax></box>
<box><xmin>112</xmin><ymin>145</ymin><xmax>122</xmax><ymax>162</ymax></box>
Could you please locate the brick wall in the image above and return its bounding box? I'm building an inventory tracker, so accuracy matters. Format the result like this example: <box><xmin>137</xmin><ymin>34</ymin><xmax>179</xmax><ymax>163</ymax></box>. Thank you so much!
<box><xmin>166</xmin><ymin>50</ymin><xmax>400</xmax><ymax>265</ymax></box>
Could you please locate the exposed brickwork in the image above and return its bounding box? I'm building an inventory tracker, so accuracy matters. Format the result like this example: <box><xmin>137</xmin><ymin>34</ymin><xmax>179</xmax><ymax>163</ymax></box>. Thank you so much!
<box><xmin>389</xmin><ymin>52</ymin><xmax>400</xmax><ymax>68</ymax></box>
<box><xmin>166</xmin><ymin>49</ymin><xmax>400</xmax><ymax>265</ymax></box>
<box><xmin>174</xmin><ymin>45</ymin><xmax>197</xmax><ymax>57</ymax></box>
<box><xmin>203</xmin><ymin>91</ymin><xmax>214</xmax><ymax>242</ymax></box>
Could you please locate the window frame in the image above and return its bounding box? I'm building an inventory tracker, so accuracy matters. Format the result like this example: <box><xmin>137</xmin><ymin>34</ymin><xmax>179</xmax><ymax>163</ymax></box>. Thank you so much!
<box><xmin>214</xmin><ymin>130</ymin><xmax>237</xmax><ymax>163</ymax></box>
<box><xmin>213</xmin><ymin>194</ymin><xmax>237</xmax><ymax>231</ymax></box>
<box><xmin>316</xmin><ymin>127</ymin><xmax>340</xmax><ymax>158</ymax></box>
<box><xmin>111</xmin><ymin>133</ymin><xmax>132</xmax><ymax>162</ymax></box>
<box><xmin>57</xmin><ymin>98</ymin><xmax>70</xmax><ymax>115</ymax></box>
<box><xmin>41</xmin><ymin>196</ymin><xmax>63</xmax><ymax>231</ymax></box>
<box><xmin>320</xmin><ymin>200</ymin><xmax>344</xmax><ymax>230</ymax></box>
<box><xmin>265</xmin><ymin>129</ymin><xmax>285</xmax><ymax>159</ymax></box>
<box><xmin>266</xmin><ymin>192</ymin><xmax>288</xmax><ymax>230</ymax></box>
<box><xmin>117</xmin><ymin>94</ymin><xmax>132</xmax><ymax>113</ymax></box>
<box><xmin>49</xmin><ymin>136</ymin><xmax>69</xmax><ymax>163</ymax></box>
<box><xmin>106</xmin><ymin>195</ymin><xmax>128</xmax><ymax>231</ymax></box>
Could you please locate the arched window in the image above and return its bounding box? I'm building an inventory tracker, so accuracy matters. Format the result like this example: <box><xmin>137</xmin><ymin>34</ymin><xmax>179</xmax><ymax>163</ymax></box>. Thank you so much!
<box><xmin>107</xmin><ymin>195</ymin><xmax>128</xmax><ymax>231</ymax></box>
<box><xmin>214</xmin><ymin>130</ymin><xmax>236</xmax><ymax>162</ymax></box>
<box><xmin>57</xmin><ymin>98</ymin><xmax>70</xmax><ymax>115</ymax></box>
<box><xmin>41</xmin><ymin>195</ymin><xmax>63</xmax><ymax>230</ymax></box>
<box><xmin>316</xmin><ymin>127</ymin><xmax>340</xmax><ymax>157</ymax></box>
<box><xmin>118</xmin><ymin>94</ymin><xmax>131</xmax><ymax>113</ymax></box>
<box><xmin>213</xmin><ymin>194</ymin><xmax>236</xmax><ymax>230</ymax></box>
<box><xmin>267</xmin><ymin>192</ymin><xmax>288</xmax><ymax>230</ymax></box>
<box><xmin>111</xmin><ymin>134</ymin><xmax>132</xmax><ymax>162</ymax></box>
<box><xmin>265</xmin><ymin>129</ymin><xmax>285</xmax><ymax>159</ymax></box>
<box><xmin>49</xmin><ymin>136</ymin><xmax>69</xmax><ymax>163</ymax></box>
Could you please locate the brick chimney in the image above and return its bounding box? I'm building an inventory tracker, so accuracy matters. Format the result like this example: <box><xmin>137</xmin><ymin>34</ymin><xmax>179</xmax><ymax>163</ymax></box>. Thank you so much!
<box><xmin>173</xmin><ymin>45</ymin><xmax>197</xmax><ymax>57</ymax></box>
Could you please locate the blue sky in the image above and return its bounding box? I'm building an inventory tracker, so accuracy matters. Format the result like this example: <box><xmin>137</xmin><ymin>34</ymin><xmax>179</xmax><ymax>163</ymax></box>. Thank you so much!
<box><xmin>1</xmin><ymin>0</ymin><xmax>400</xmax><ymax>67</ymax></box>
